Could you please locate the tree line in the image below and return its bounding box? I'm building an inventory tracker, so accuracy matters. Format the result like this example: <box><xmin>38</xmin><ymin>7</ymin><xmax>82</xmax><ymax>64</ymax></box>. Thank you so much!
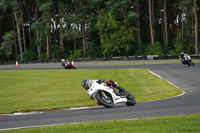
<box><xmin>0</xmin><ymin>0</ymin><xmax>199</xmax><ymax>62</ymax></box>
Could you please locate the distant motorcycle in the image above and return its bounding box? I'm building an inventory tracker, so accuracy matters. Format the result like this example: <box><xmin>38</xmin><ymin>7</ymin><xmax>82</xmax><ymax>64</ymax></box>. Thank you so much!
<box><xmin>61</xmin><ymin>59</ymin><xmax>76</xmax><ymax>69</ymax></box>
<box><xmin>179</xmin><ymin>52</ymin><xmax>195</xmax><ymax>67</ymax></box>
<box><xmin>81</xmin><ymin>79</ymin><xmax>136</xmax><ymax>108</ymax></box>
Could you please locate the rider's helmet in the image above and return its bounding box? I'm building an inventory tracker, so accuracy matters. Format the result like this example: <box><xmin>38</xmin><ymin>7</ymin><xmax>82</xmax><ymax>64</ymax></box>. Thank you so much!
<box><xmin>180</xmin><ymin>52</ymin><xmax>185</xmax><ymax>58</ymax></box>
<box><xmin>81</xmin><ymin>79</ymin><xmax>90</xmax><ymax>90</ymax></box>
<box><xmin>180</xmin><ymin>52</ymin><xmax>185</xmax><ymax>55</ymax></box>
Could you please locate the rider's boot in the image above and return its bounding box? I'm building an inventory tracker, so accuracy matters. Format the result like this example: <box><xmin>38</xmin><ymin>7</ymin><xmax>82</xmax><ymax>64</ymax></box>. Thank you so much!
<box><xmin>117</xmin><ymin>86</ymin><xmax>128</xmax><ymax>97</ymax></box>
<box><xmin>113</xmin><ymin>89</ymin><xmax>121</xmax><ymax>96</ymax></box>
<box><xmin>117</xmin><ymin>86</ymin><xmax>125</xmax><ymax>92</ymax></box>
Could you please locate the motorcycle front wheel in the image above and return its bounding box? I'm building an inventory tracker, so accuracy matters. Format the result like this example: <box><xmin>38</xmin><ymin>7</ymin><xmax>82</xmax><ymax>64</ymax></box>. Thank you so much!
<box><xmin>125</xmin><ymin>91</ymin><xmax>136</xmax><ymax>106</ymax></box>
<box><xmin>96</xmin><ymin>91</ymin><xmax>114</xmax><ymax>108</ymax></box>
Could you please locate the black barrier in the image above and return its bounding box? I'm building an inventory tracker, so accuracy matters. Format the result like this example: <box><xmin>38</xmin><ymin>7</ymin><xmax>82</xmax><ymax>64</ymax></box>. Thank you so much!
<box><xmin>1</xmin><ymin>55</ymin><xmax>200</xmax><ymax>65</ymax></box>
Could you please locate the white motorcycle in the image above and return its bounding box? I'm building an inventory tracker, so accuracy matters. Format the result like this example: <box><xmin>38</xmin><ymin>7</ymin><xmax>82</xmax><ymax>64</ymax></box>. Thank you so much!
<box><xmin>81</xmin><ymin>79</ymin><xmax>136</xmax><ymax>108</ymax></box>
<box><xmin>179</xmin><ymin>52</ymin><xmax>195</xmax><ymax>67</ymax></box>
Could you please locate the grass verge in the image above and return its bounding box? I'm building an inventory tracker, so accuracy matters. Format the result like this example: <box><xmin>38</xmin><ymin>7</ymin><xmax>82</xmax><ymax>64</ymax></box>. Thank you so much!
<box><xmin>0</xmin><ymin>69</ymin><xmax>182</xmax><ymax>114</ymax></box>
<box><xmin>1</xmin><ymin>114</ymin><xmax>200</xmax><ymax>133</ymax></box>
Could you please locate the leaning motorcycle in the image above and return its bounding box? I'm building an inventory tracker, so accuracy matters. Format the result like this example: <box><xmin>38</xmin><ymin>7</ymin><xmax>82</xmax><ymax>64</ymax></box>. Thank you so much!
<box><xmin>81</xmin><ymin>79</ymin><xmax>136</xmax><ymax>108</ymax></box>
<box><xmin>179</xmin><ymin>54</ymin><xmax>195</xmax><ymax>67</ymax></box>
<box><xmin>61</xmin><ymin>59</ymin><xmax>76</xmax><ymax>69</ymax></box>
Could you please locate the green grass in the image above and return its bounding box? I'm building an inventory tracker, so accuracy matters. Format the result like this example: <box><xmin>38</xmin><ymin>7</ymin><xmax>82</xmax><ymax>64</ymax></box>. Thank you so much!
<box><xmin>0</xmin><ymin>69</ymin><xmax>182</xmax><ymax>114</ymax></box>
<box><xmin>1</xmin><ymin>114</ymin><xmax>200</xmax><ymax>133</ymax></box>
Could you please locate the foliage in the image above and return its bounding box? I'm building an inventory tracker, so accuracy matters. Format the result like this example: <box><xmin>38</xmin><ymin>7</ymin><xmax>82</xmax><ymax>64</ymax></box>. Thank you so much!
<box><xmin>169</xmin><ymin>31</ymin><xmax>183</xmax><ymax>55</ymax></box>
<box><xmin>0</xmin><ymin>50</ymin><xmax>6</xmax><ymax>61</ymax></box>
<box><xmin>87</xmin><ymin>41</ymin><xmax>103</xmax><ymax>58</ymax></box>
<box><xmin>144</xmin><ymin>42</ymin><xmax>164</xmax><ymax>55</ymax></box>
<box><xmin>70</xmin><ymin>49</ymin><xmax>83</xmax><ymax>59</ymax></box>
<box><xmin>23</xmin><ymin>49</ymin><xmax>37</xmax><ymax>61</ymax></box>
<box><xmin>0</xmin><ymin>0</ymin><xmax>199</xmax><ymax>61</ymax></box>
<box><xmin>96</xmin><ymin>11</ymin><xmax>136</xmax><ymax>57</ymax></box>
<box><xmin>0</xmin><ymin>31</ymin><xmax>15</xmax><ymax>57</ymax></box>
<box><xmin>0</xmin><ymin>0</ymin><xmax>17</xmax><ymax>11</ymax></box>
<box><xmin>50</xmin><ymin>44</ymin><xmax>63</xmax><ymax>59</ymax></box>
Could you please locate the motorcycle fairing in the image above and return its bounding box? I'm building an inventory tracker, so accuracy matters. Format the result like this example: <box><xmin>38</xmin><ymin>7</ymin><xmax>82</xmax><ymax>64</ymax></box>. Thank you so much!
<box><xmin>87</xmin><ymin>80</ymin><xmax>127</xmax><ymax>104</ymax></box>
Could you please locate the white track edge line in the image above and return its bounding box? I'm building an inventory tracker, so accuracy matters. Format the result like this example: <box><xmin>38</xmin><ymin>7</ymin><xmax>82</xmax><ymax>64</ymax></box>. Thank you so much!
<box><xmin>147</xmin><ymin>70</ymin><xmax>185</xmax><ymax>103</ymax></box>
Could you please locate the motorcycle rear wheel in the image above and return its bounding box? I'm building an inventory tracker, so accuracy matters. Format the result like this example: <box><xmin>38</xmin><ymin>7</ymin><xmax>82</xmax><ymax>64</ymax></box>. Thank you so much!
<box><xmin>125</xmin><ymin>91</ymin><xmax>136</xmax><ymax>106</ymax></box>
<box><xmin>96</xmin><ymin>91</ymin><xmax>114</xmax><ymax>108</ymax></box>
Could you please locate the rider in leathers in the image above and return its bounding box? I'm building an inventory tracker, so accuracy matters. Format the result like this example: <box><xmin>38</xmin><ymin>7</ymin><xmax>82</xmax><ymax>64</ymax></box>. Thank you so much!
<box><xmin>97</xmin><ymin>79</ymin><xmax>125</xmax><ymax>94</ymax></box>
<box><xmin>179</xmin><ymin>52</ymin><xmax>195</xmax><ymax>66</ymax></box>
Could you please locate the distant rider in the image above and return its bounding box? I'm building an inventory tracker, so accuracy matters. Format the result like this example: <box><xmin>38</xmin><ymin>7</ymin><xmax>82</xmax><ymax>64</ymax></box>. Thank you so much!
<box><xmin>179</xmin><ymin>52</ymin><xmax>190</xmax><ymax>61</ymax></box>
<box><xmin>179</xmin><ymin>52</ymin><xmax>195</xmax><ymax>66</ymax></box>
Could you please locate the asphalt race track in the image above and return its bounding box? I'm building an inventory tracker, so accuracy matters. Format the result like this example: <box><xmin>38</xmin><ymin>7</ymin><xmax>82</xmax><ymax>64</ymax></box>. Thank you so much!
<box><xmin>0</xmin><ymin>62</ymin><xmax>200</xmax><ymax>130</ymax></box>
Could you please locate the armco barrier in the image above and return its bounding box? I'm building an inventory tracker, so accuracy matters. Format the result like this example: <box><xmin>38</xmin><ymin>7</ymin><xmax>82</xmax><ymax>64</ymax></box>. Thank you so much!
<box><xmin>1</xmin><ymin>55</ymin><xmax>200</xmax><ymax>65</ymax></box>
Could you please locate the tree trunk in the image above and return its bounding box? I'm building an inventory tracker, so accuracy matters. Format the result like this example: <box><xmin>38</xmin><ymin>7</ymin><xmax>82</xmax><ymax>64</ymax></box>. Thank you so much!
<box><xmin>46</xmin><ymin>16</ymin><xmax>50</xmax><ymax>60</ymax></box>
<box><xmin>152</xmin><ymin>0</ymin><xmax>154</xmax><ymax>37</ymax></box>
<box><xmin>58</xmin><ymin>0</ymin><xmax>64</xmax><ymax>50</ymax></box>
<box><xmin>193</xmin><ymin>0</ymin><xmax>198</xmax><ymax>55</ymax></box>
<box><xmin>12</xmin><ymin>16</ymin><xmax>18</xmax><ymax>58</ymax></box>
<box><xmin>35</xmin><ymin>2</ymin><xmax>41</xmax><ymax>60</ymax></box>
<box><xmin>148</xmin><ymin>0</ymin><xmax>154</xmax><ymax>44</ymax></box>
<box><xmin>136</xmin><ymin>0</ymin><xmax>141</xmax><ymax>50</ymax></box>
<box><xmin>46</xmin><ymin>33</ymin><xmax>49</xmax><ymax>60</ymax></box>
<box><xmin>14</xmin><ymin>7</ymin><xmax>23</xmax><ymax>61</ymax></box>
<box><xmin>82</xmin><ymin>0</ymin><xmax>87</xmax><ymax>56</ymax></box>
<box><xmin>74</xmin><ymin>23</ymin><xmax>77</xmax><ymax>51</ymax></box>
<box><xmin>182</xmin><ymin>8</ymin><xmax>184</xmax><ymax>47</ymax></box>
<box><xmin>28</xmin><ymin>11</ymin><xmax>32</xmax><ymax>46</ymax></box>
<box><xmin>20</xmin><ymin>3</ymin><xmax>26</xmax><ymax>52</ymax></box>
<box><xmin>74</xmin><ymin>37</ymin><xmax>77</xmax><ymax>51</ymax></box>
<box><xmin>81</xmin><ymin>20</ymin><xmax>87</xmax><ymax>56</ymax></box>
<box><xmin>163</xmin><ymin>0</ymin><xmax>168</xmax><ymax>47</ymax></box>
<box><xmin>159</xmin><ymin>0</ymin><xmax>166</xmax><ymax>46</ymax></box>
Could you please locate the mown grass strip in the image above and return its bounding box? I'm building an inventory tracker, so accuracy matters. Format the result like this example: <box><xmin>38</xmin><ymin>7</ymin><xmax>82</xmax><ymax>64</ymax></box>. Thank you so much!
<box><xmin>1</xmin><ymin>114</ymin><xmax>200</xmax><ymax>133</ymax></box>
<box><xmin>0</xmin><ymin>69</ymin><xmax>182</xmax><ymax>114</ymax></box>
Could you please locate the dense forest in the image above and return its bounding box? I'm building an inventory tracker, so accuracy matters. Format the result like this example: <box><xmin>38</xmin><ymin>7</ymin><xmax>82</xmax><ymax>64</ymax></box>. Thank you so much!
<box><xmin>0</xmin><ymin>0</ymin><xmax>199</xmax><ymax>61</ymax></box>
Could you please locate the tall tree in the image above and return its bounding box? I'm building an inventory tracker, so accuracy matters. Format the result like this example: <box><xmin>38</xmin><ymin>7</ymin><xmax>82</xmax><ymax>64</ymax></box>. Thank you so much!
<box><xmin>20</xmin><ymin>0</ymin><xmax>26</xmax><ymax>52</ymax></box>
<box><xmin>31</xmin><ymin>0</ymin><xmax>41</xmax><ymax>60</ymax></box>
<box><xmin>58</xmin><ymin>0</ymin><xmax>64</xmax><ymax>50</ymax></box>
<box><xmin>27</xmin><ymin>6</ymin><xmax>32</xmax><ymax>47</ymax></box>
<box><xmin>159</xmin><ymin>0</ymin><xmax>166</xmax><ymax>47</ymax></box>
<box><xmin>193</xmin><ymin>0</ymin><xmax>198</xmax><ymax>55</ymax></box>
<box><xmin>14</xmin><ymin>5</ymin><xmax>23</xmax><ymax>61</ymax></box>
<box><xmin>163</xmin><ymin>0</ymin><xmax>168</xmax><ymax>47</ymax></box>
<box><xmin>136</xmin><ymin>0</ymin><xmax>141</xmax><ymax>50</ymax></box>
<box><xmin>0</xmin><ymin>0</ymin><xmax>24</xmax><ymax>61</ymax></box>
<box><xmin>38</xmin><ymin>0</ymin><xmax>53</xmax><ymax>60</ymax></box>
<box><xmin>81</xmin><ymin>0</ymin><xmax>87</xmax><ymax>56</ymax></box>
<box><xmin>148</xmin><ymin>0</ymin><xmax>154</xmax><ymax>44</ymax></box>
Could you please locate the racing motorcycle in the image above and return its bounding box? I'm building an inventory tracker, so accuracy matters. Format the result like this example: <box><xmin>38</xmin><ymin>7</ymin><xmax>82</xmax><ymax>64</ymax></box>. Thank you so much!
<box><xmin>81</xmin><ymin>79</ymin><xmax>136</xmax><ymax>108</ymax></box>
<box><xmin>179</xmin><ymin>53</ymin><xmax>195</xmax><ymax>67</ymax></box>
<box><xmin>61</xmin><ymin>59</ymin><xmax>76</xmax><ymax>69</ymax></box>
